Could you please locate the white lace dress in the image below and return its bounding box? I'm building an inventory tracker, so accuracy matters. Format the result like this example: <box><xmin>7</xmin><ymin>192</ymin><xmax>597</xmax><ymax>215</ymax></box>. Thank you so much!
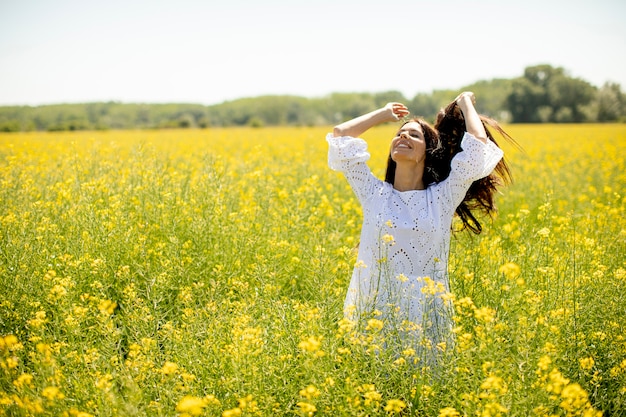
<box><xmin>327</xmin><ymin>132</ymin><xmax>504</xmax><ymax>348</ymax></box>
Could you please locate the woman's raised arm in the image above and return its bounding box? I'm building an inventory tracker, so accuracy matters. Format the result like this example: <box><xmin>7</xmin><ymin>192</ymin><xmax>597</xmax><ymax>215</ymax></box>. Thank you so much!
<box><xmin>455</xmin><ymin>92</ymin><xmax>488</xmax><ymax>143</ymax></box>
<box><xmin>332</xmin><ymin>102</ymin><xmax>409</xmax><ymax>138</ymax></box>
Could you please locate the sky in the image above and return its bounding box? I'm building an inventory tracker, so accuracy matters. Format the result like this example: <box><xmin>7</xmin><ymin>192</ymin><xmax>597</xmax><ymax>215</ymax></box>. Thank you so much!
<box><xmin>1</xmin><ymin>0</ymin><xmax>625</xmax><ymax>106</ymax></box>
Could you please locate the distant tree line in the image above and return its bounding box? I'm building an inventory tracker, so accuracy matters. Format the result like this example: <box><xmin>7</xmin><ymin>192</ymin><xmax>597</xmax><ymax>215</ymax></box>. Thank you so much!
<box><xmin>0</xmin><ymin>64</ymin><xmax>624</xmax><ymax>132</ymax></box>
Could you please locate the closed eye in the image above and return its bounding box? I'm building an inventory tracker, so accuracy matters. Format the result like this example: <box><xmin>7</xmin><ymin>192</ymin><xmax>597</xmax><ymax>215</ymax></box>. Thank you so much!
<box><xmin>396</xmin><ymin>129</ymin><xmax>422</xmax><ymax>139</ymax></box>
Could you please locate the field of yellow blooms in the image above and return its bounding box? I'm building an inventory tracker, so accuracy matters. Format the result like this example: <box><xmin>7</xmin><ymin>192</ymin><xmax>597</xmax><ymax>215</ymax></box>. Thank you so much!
<box><xmin>0</xmin><ymin>123</ymin><xmax>625</xmax><ymax>417</ymax></box>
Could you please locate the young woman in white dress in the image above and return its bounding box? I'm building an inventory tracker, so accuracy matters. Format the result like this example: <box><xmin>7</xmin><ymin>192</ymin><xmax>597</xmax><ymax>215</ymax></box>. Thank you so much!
<box><xmin>327</xmin><ymin>92</ymin><xmax>512</xmax><ymax>359</ymax></box>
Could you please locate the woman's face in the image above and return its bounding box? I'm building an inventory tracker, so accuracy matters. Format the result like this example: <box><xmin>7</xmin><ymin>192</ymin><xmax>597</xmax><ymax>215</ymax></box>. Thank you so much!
<box><xmin>390</xmin><ymin>121</ymin><xmax>426</xmax><ymax>164</ymax></box>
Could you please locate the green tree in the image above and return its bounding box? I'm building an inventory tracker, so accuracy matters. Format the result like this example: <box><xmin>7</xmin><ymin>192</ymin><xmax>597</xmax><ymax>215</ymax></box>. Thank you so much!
<box><xmin>547</xmin><ymin>75</ymin><xmax>596</xmax><ymax>122</ymax></box>
<box><xmin>595</xmin><ymin>82</ymin><xmax>625</xmax><ymax>122</ymax></box>
<box><xmin>507</xmin><ymin>75</ymin><xmax>549</xmax><ymax>123</ymax></box>
<box><xmin>409</xmin><ymin>93</ymin><xmax>442</xmax><ymax>119</ymax></box>
<box><xmin>506</xmin><ymin>64</ymin><xmax>597</xmax><ymax>123</ymax></box>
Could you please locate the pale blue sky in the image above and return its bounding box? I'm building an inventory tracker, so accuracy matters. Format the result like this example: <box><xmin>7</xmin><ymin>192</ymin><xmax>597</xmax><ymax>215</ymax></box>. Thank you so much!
<box><xmin>1</xmin><ymin>0</ymin><xmax>625</xmax><ymax>106</ymax></box>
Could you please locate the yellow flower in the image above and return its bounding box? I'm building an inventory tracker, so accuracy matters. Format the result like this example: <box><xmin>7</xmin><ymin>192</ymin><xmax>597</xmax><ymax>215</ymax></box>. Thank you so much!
<box><xmin>559</xmin><ymin>383</ymin><xmax>592</xmax><ymax>413</ymax></box>
<box><xmin>48</xmin><ymin>284</ymin><xmax>68</xmax><ymax>301</ymax></box>
<box><xmin>438</xmin><ymin>407</ymin><xmax>460</xmax><ymax>417</ymax></box>
<box><xmin>393</xmin><ymin>357</ymin><xmax>406</xmax><ymax>366</ymax></box>
<box><xmin>5</xmin><ymin>356</ymin><xmax>18</xmax><ymax>369</ymax></box>
<box><xmin>95</xmin><ymin>374</ymin><xmax>113</xmax><ymax>391</ymax></box>
<box><xmin>536</xmin><ymin>227</ymin><xmax>550</xmax><ymax>237</ymax></box>
<box><xmin>298</xmin><ymin>336</ymin><xmax>322</xmax><ymax>353</ymax></box>
<box><xmin>13</xmin><ymin>374</ymin><xmax>34</xmax><ymax>389</ymax></box>
<box><xmin>27</xmin><ymin>310</ymin><xmax>47</xmax><ymax>328</ymax></box>
<box><xmin>238</xmin><ymin>395</ymin><xmax>259</xmax><ymax>412</ymax></box>
<box><xmin>498</xmin><ymin>262</ymin><xmax>521</xmax><ymax>279</ymax></box>
<box><xmin>480</xmin><ymin>375</ymin><xmax>507</xmax><ymax>395</ymax></box>
<box><xmin>337</xmin><ymin>347</ymin><xmax>351</xmax><ymax>355</ymax></box>
<box><xmin>384</xmin><ymin>399</ymin><xmax>406</xmax><ymax>413</ymax></box>
<box><xmin>205</xmin><ymin>395</ymin><xmax>220</xmax><ymax>406</ymax></box>
<box><xmin>161</xmin><ymin>361</ymin><xmax>179</xmax><ymax>375</ymax></box>
<box><xmin>546</xmin><ymin>368</ymin><xmax>570</xmax><ymax>395</ymax></box>
<box><xmin>68</xmin><ymin>409</ymin><xmax>94</xmax><ymax>417</ymax></box>
<box><xmin>579</xmin><ymin>357</ymin><xmax>595</xmax><ymax>371</ymax></box>
<box><xmin>402</xmin><ymin>347</ymin><xmax>416</xmax><ymax>357</ymax></box>
<box><xmin>381</xmin><ymin>234</ymin><xmax>395</xmax><ymax>245</ymax></box>
<box><xmin>42</xmin><ymin>386</ymin><xmax>65</xmax><ymax>401</ymax></box>
<box><xmin>354</xmin><ymin>260</ymin><xmax>367</xmax><ymax>269</ymax></box>
<box><xmin>537</xmin><ymin>355</ymin><xmax>552</xmax><ymax>373</ymax></box>
<box><xmin>222</xmin><ymin>407</ymin><xmax>242</xmax><ymax>417</ymax></box>
<box><xmin>366</xmin><ymin>318</ymin><xmax>384</xmax><ymax>332</ymax></box>
<box><xmin>176</xmin><ymin>396</ymin><xmax>207</xmax><ymax>416</ymax></box>
<box><xmin>296</xmin><ymin>401</ymin><xmax>317</xmax><ymax>416</ymax></box>
<box><xmin>363</xmin><ymin>389</ymin><xmax>382</xmax><ymax>407</ymax></box>
<box><xmin>98</xmin><ymin>299</ymin><xmax>117</xmax><ymax>316</ymax></box>
<box><xmin>337</xmin><ymin>317</ymin><xmax>355</xmax><ymax>334</ymax></box>
<box><xmin>299</xmin><ymin>385</ymin><xmax>320</xmax><ymax>400</ymax></box>
<box><xmin>1</xmin><ymin>335</ymin><xmax>19</xmax><ymax>350</ymax></box>
<box><xmin>474</xmin><ymin>306</ymin><xmax>496</xmax><ymax>323</ymax></box>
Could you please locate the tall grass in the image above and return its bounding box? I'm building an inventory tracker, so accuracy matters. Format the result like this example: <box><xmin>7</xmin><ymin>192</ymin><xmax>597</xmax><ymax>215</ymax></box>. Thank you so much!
<box><xmin>0</xmin><ymin>124</ymin><xmax>624</xmax><ymax>416</ymax></box>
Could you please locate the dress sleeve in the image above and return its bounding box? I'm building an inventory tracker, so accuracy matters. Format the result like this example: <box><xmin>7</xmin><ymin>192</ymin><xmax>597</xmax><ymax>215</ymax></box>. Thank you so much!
<box><xmin>326</xmin><ymin>133</ymin><xmax>381</xmax><ymax>204</ymax></box>
<box><xmin>446</xmin><ymin>132</ymin><xmax>504</xmax><ymax>208</ymax></box>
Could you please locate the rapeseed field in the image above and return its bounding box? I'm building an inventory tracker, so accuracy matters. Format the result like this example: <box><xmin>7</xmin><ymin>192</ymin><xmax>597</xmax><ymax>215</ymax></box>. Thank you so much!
<box><xmin>0</xmin><ymin>124</ymin><xmax>624</xmax><ymax>416</ymax></box>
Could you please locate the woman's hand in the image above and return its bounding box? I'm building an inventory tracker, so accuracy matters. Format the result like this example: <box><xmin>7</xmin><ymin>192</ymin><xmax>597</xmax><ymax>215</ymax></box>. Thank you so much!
<box><xmin>384</xmin><ymin>102</ymin><xmax>410</xmax><ymax>122</ymax></box>
<box><xmin>455</xmin><ymin>92</ymin><xmax>476</xmax><ymax>112</ymax></box>
<box><xmin>454</xmin><ymin>91</ymin><xmax>487</xmax><ymax>143</ymax></box>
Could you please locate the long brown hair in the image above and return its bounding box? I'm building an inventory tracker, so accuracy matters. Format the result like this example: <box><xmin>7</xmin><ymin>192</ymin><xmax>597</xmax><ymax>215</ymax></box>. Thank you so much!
<box><xmin>384</xmin><ymin>101</ymin><xmax>514</xmax><ymax>234</ymax></box>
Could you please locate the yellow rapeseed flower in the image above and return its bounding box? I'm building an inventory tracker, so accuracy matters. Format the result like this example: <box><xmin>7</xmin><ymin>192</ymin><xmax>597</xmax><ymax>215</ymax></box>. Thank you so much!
<box><xmin>381</xmin><ymin>234</ymin><xmax>395</xmax><ymax>245</ymax></box>
<box><xmin>95</xmin><ymin>373</ymin><xmax>113</xmax><ymax>391</ymax></box>
<box><xmin>559</xmin><ymin>383</ymin><xmax>600</xmax><ymax>415</ymax></box>
<box><xmin>366</xmin><ymin>318</ymin><xmax>384</xmax><ymax>332</ymax></box>
<box><xmin>363</xmin><ymin>389</ymin><xmax>382</xmax><ymax>407</ymax></box>
<box><xmin>161</xmin><ymin>361</ymin><xmax>179</xmax><ymax>375</ymax></box>
<box><xmin>299</xmin><ymin>385</ymin><xmax>321</xmax><ymax>400</ymax></box>
<box><xmin>222</xmin><ymin>408</ymin><xmax>242</xmax><ymax>417</ymax></box>
<box><xmin>384</xmin><ymin>399</ymin><xmax>406</xmax><ymax>413</ymax></box>
<box><xmin>176</xmin><ymin>395</ymin><xmax>207</xmax><ymax>416</ymax></box>
<box><xmin>42</xmin><ymin>386</ymin><xmax>65</xmax><ymax>401</ymax></box>
<box><xmin>402</xmin><ymin>347</ymin><xmax>416</xmax><ymax>357</ymax></box>
<box><xmin>438</xmin><ymin>407</ymin><xmax>460</xmax><ymax>417</ymax></box>
<box><xmin>68</xmin><ymin>409</ymin><xmax>94</xmax><ymax>417</ymax></box>
<box><xmin>2</xmin><ymin>335</ymin><xmax>20</xmax><ymax>351</ymax></box>
<box><xmin>474</xmin><ymin>306</ymin><xmax>496</xmax><ymax>323</ymax></box>
<box><xmin>498</xmin><ymin>262</ymin><xmax>521</xmax><ymax>279</ymax></box>
<box><xmin>579</xmin><ymin>357</ymin><xmax>595</xmax><ymax>371</ymax></box>
<box><xmin>354</xmin><ymin>260</ymin><xmax>367</xmax><ymax>269</ymax></box>
<box><xmin>298</xmin><ymin>335</ymin><xmax>323</xmax><ymax>356</ymax></box>
<box><xmin>27</xmin><ymin>311</ymin><xmax>47</xmax><ymax>328</ymax></box>
<box><xmin>98</xmin><ymin>300</ymin><xmax>117</xmax><ymax>316</ymax></box>
<box><xmin>237</xmin><ymin>395</ymin><xmax>258</xmax><ymax>412</ymax></box>
<box><xmin>296</xmin><ymin>401</ymin><xmax>317</xmax><ymax>416</ymax></box>
<box><xmin>13</xmin><ymin>374</ymin><xmax>34</xmax><ymax>389</ymax></box>
<box><xmin>480</xmin><ymin>375</ymin><xmax>507</xmax><ymax>395</ymax></box>
<box><xmin>536</xmin><ymin>227</ymin><xmax>551</xmax><ymax>238</ymax></box>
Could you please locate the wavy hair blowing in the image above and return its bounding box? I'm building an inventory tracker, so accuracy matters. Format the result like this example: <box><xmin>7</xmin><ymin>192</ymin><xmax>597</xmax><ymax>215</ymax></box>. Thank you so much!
<box><xmin>385</xmin><ymin>101</ymin><xmax>514</xmax><ymax>234</ymax></box>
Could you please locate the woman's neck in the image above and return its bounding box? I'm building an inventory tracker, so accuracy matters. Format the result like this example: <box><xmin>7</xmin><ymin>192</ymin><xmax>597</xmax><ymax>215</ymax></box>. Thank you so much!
<box><xmin>393</xmin><ymin>162</ymin><xmax>425</xmax><ymax>191</ymax></box>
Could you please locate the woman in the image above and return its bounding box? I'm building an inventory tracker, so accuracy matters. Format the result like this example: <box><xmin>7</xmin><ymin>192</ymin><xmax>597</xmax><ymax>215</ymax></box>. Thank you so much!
<box><xmin>327</xmin><ymin>92</ymin><xmax>511</xmax><ymax>356</ymax></box>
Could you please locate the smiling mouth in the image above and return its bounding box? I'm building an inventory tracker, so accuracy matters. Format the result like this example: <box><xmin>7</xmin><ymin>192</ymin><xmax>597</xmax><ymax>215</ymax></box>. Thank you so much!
<box><xmin>395</xmin><ymin>141</ymin><xmax>412</xmax><ymax>150</ymax></box>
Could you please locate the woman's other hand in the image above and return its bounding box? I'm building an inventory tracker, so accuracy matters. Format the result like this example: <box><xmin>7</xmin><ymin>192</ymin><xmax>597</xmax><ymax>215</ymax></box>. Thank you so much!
<box><xmin>454</xmin><ymin>92</ymin><xmax>476</xmax><ymax>111</ymax></box>
<box><xmin>454</xmin><ymin>91</ymin><xmax>487</xmax><ymax>143</ymax></box>
<box><xmin>384</xmin><ymin>102</ymin><xmax>410</xmax><ymax>121</ymax></box>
